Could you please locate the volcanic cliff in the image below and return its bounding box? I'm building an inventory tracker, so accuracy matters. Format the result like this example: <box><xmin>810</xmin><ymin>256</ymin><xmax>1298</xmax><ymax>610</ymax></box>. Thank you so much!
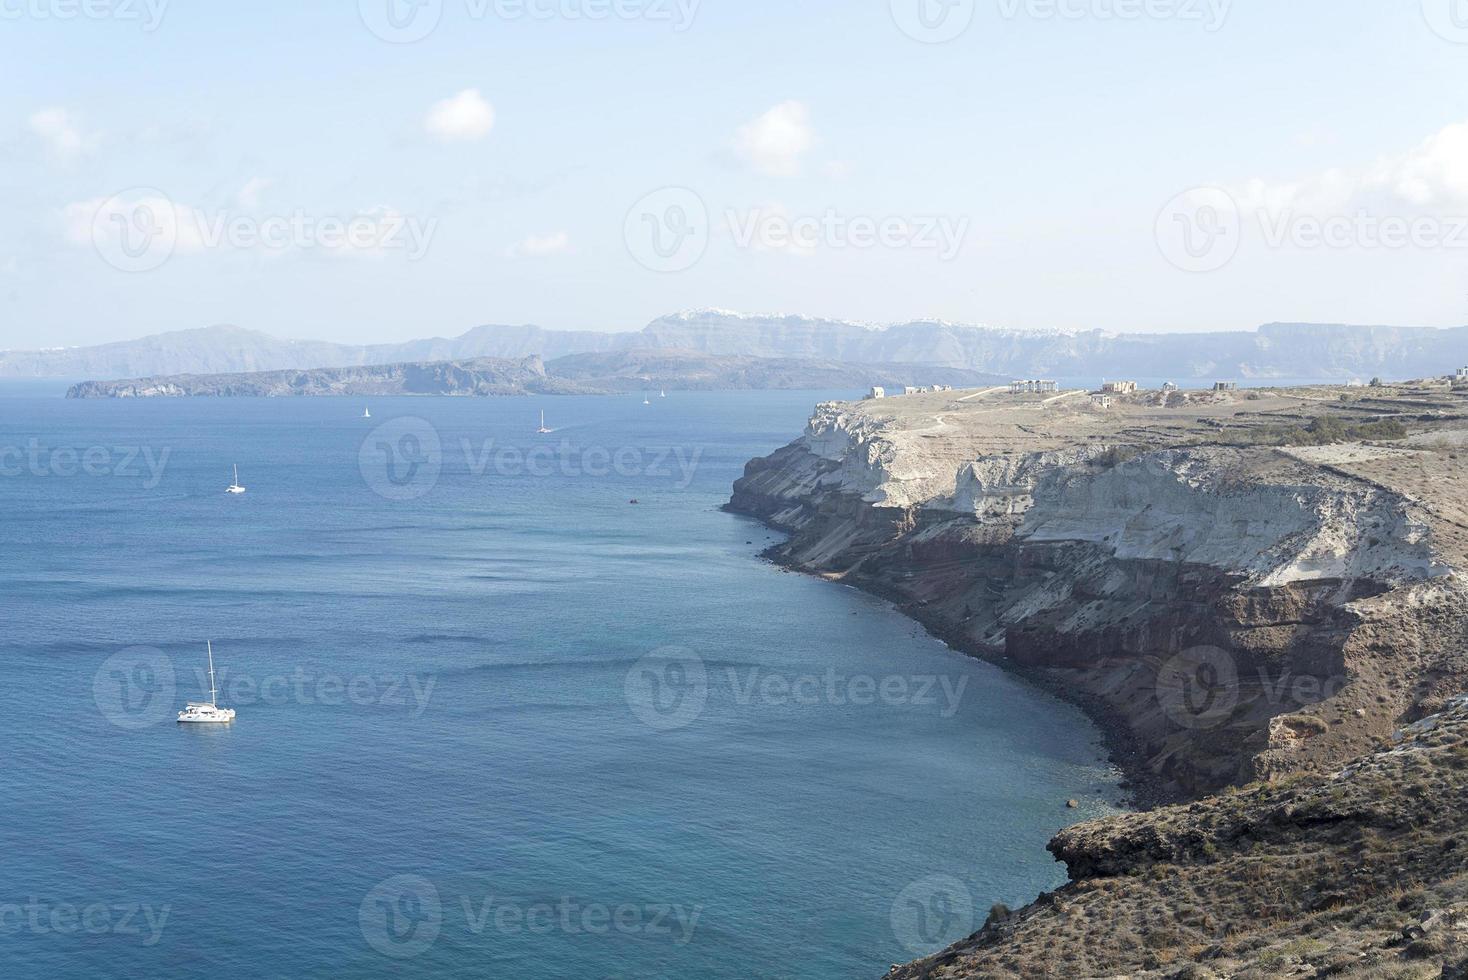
<box><xmin>727</xmin><ymin>380</ymin><xmax>1468</xmax><ymax>977</ymax></box>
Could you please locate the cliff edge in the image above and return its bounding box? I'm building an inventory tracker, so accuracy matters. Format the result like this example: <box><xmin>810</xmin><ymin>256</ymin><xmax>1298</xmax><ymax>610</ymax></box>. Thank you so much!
<box><xmin>727</xmin><ymin>380</ymin><xmax>1468</xmax><ymax>977</ymax></box>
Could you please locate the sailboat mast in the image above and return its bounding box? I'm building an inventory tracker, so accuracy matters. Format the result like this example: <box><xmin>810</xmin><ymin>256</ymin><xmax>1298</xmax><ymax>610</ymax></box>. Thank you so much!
<box><xmin>207</xmin><ymin>640</ymin><xmax>218</xmax><ymax>706</ymax></box>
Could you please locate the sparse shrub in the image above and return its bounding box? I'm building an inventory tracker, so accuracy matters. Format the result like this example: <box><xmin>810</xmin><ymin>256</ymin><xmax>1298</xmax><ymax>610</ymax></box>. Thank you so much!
<box><xmin>1093</xmin><ymin>445</ymin><xmax>1145</xmax><ymax>468</ymax></box>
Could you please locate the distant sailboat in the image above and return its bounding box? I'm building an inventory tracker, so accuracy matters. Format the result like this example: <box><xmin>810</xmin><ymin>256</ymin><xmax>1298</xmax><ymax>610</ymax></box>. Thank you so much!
<box><xmin>363</xmin><ymin>407</ymin><xmax>371</xmax><ymax>419</ymax></box>
<box><xmin>659</xmin><ymin>390</ymin><xmax>666</xmax><ymax>398</ymax></box>
<box><xmin>226</xmin><ymin>464</ymin><xmax>246</xmax><ymax>495</ymax></box>
<box><xmin>177</xmin><ymin>641</ymin><xmax>236</xmax><ymax>724</ymax></box>
<box><xmin>536</xmin><ymin>410</ymin><xmax>553</xmax><ymax>434</ymax></box>
<box><xmin>643</xmin><ymin>394</ymin><xmax>651</xmax><ymax>406</ymax></box>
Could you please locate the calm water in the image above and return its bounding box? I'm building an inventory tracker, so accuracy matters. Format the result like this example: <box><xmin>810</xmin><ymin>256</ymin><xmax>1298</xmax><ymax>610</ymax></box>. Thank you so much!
<box><xmin>0</xmin><ymin>390</ymin><xmax>1122</xmax><ymax>979</ymax></box>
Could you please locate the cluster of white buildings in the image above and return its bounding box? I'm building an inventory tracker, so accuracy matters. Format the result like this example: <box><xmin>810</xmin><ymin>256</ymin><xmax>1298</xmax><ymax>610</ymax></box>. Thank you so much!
<box><xmin>1008</xmin><ymin>379</ymin><xmax>1059</xmax><ymax>395</ymax></box>
<box><xmin>1101</xmin><ymin>380</ymin><xmax>1137</xmax><ymax>394</ymax></box>
<box><xmin>867</xmin><ymin>384</ymin><xmax>954</xmax><ymax>399</ymax></box>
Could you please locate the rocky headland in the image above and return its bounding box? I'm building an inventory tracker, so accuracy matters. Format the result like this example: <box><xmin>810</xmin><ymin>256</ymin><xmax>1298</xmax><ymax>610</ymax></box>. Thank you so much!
<box><xmin>64</xmin><ymin>349</ymin><xmax>1003</xmax><ymax>398</ymax></box>
<box><xmin>726</xmin><ymin>379</ymin><xmax>1468</xmax><ymax>977</ymax></box>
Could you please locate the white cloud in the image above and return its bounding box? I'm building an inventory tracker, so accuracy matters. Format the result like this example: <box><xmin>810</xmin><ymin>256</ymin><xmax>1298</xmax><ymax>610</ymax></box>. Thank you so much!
<box><xmin>822</xmin><ymin>160</ymin><xmax>853</xmax><ymax>180</ymax></box>
<box><xmin>28</xmin><ymin>107</ymin><xmax>98</xmax><ymax>163</ymax></box>
<box><xmin>1237</xmin><ymin>119</ymin><xmax>1468</xmax><ymax>215</ymax></box>
<box><xmin>504</xmin><ymin>231</ymin><xmax>571</xmax><ymax>258</ymax></box>
<box><xmin>1374</xmin><ymin>120</ymin><xmax>1468</xmax><ymax>207</ymax></box>
<box><xmin>733</xmin><ymin>101</ymin><xmax>813</xmax><ymax>177</ymax></box>
<box><xmin>424</xmin><ymin>89</ymin><xmax>496</xmax><ymax>142</ymax></box>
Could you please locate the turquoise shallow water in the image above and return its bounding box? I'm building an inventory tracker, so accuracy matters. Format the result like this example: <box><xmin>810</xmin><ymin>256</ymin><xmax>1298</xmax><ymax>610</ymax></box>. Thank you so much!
<box><xmin>0</xmin><ymin>389</ymin><xmax>1123</xmax><ymax>979</ymax></box>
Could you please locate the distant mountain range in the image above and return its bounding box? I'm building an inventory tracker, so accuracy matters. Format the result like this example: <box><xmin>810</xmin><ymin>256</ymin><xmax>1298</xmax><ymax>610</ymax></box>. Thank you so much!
<box><xmin>65</xmin><ymin>350</ymin><xmax>1007</xmax><ymax>399</ymax></box>
<box><xmin>13</xmin><ymin>309</ymin><xmax>1468</xmax><ymax>382</ymax></box>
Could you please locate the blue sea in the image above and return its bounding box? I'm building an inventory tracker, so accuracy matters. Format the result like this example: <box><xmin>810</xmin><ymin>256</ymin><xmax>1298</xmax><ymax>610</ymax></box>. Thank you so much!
<box><xmin>0</xmin><ymin>388</ymin><xmax>1123</xmax><ymax>979</ymax></box>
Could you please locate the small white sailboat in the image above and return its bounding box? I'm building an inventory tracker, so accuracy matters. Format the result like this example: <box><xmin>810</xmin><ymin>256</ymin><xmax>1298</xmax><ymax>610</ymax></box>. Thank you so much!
<box><xmin>536</xmin><ymin>410</ymin><xmax>553</xmax><ymax>434</ymax></box>
<box><xmin>363</xmin><ymin>407</ymin><xmax>371</xmax><ymax>419</ymax></box>
<box><xmin>659</xmin><ymin>389</ymin><xmax>666</xmax><ymax>398</ymax></box>
<box><xmin>177</xmin><ymin>641</ymin><xmax>236</xmax><ymax>724</ymax></box>
<box><xmin>226</xmin><ymin>464</ymin><xmax>246</xmax><ymax>495</ymax></box>
<box><xmin>643</xmin><ymin>394</ymin><xmax>651</xmax><ymax>406</ymax></box>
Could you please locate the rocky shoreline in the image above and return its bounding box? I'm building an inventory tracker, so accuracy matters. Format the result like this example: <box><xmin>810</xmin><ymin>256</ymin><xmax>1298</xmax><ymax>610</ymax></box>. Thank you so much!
<box><xmin>727</xmin><ymin>381</ymin><xmax>1468</xmax><ymax>977</ymax></box>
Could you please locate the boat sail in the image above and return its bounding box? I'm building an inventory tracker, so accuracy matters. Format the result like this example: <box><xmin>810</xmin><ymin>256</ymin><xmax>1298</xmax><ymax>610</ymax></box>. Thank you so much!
<box><xmin>177</xmin><ymin>641</ymin><xmax>236</xmax><ymax>724</ymax></box>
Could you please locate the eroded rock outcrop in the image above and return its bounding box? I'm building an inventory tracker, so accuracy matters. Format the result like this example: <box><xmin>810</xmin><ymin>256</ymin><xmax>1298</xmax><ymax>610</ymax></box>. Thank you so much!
<box><xmin>886</xmin><ymin>697</ymin><xmax>1468</xmax><ymax>978</ymax></box>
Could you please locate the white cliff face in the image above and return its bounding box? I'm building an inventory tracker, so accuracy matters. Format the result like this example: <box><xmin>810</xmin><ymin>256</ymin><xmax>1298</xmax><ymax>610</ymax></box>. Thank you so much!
<box><xmin>1024</xmin><ymin>450</ymin><xmax>1447</xmax><ymax>587</ymax></box>
<box><xmin>777</xmin><ymin>404</ymin><xmax>1450</xmax><ymax>589</ymax></box>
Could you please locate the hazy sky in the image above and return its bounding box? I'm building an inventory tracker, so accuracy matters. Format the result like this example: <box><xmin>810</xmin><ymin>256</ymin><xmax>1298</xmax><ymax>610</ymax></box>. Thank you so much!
<box><xmin>2</xmin><ymin>0</ymin><xmax>1467</xmax><ymax>348</ymax></box>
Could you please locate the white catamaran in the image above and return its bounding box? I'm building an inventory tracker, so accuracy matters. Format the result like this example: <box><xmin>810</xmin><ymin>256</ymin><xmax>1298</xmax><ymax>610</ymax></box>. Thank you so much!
<box><xmin>363</xmin><ymin>406</ymin><xmax>371</xmax><ymax>419</ymax></box>
<box><xmin>536</xmin><ymin>410</ymin><xmax>553</xmax><ymax>434</ymax></box>
<box><xmin>226</xmin><ymin>465</ymin><xmax>246</xmax><ymax>494</ymax></box>
<box><xmin>177</xmin><ymin>641</ymin><xmax>236</xmax><ymax>724</ymax></box>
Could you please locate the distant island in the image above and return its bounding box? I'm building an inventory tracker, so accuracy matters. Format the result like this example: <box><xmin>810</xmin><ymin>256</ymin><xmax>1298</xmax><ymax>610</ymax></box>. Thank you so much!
<box><xmin>65</xmin><ymin>349</ymin><xmax>1006</xmax><ymax>398</ymax></box>
<box><xmin>13</xmin><ymin>309</ymin><xmax>1468</xmax><ymax>383</ymax></box>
